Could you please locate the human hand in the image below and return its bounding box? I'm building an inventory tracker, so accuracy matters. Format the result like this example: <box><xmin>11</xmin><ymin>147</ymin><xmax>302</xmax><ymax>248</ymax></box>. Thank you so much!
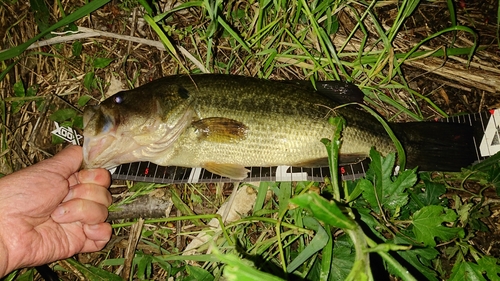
<box><xmin>0</xmin><ymin>145</ymin><xmax>112</xmax><ymax>277</ymax></box>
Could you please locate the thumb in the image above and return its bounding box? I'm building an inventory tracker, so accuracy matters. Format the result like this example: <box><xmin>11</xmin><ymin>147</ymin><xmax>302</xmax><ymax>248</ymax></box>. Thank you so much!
<box><xmin>39</xmin><ymin>145</ymin><xmax>83</xmax><ymax>178</ymax></box>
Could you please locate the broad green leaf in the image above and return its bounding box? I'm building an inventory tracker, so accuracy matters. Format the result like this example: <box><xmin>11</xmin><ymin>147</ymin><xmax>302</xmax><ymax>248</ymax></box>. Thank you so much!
<box><xmin>64</xmin><ymin>258</ymin><xmax>123</xmax><ymax>281</ymax></box>
<box><xmin>77</xmin><ymin>95</ymin><xmax>92</xmax><ymax>107</ymax></box>
<box><xmin>477</xmin><ymin>256</ymin><xmax>500</xmax><ymax>281</ymax></box>
<box><xmin>291</xmin><ymin>193</ymin><xmax>355</xmax><ymax>230</ymax></box>
<box><xmin>402</xmin><ymin>180</ymin><xmax>447</xmax><ymax>219</ymax></box>
<box><xmin>390</xmin><ymin>236</ymin><xmax>439</xmax><ymax>281</ymax></box>
<box><xmin>366</xmin><ymin>148</ymin><xmax>395</xmax><ymax>187</ymax></box>
<box><xmin>26</xmin><ymin>84</ymin><xmax>38</xmax><ymax>96</ymax></box>
<box><xmin>93</xmin><ymin>57</ymin><xmax>114</xmax><ymax>68</ymax></box>
<box><xmin>387</xmin><ymin>170</ymin><xmax>417</xmax><ymax>202</ymax></box>
<box><xmin>411</xmin><ymin>205</ymin><xmax>463</xmax><ymax>247</ymax></box>
<box><xmin>330</xmin><ymin>234</ymin><xmax>355</xmax><ymax>281</ymax></box>
<box><xmin>486</xmin><ymin>163</ymin><xmax>500</xmax><ymax>192</ymax></box>
<box><xmin>321</xmin><ymin>116</ymin><xmax>344</xmax><ymax>200</ymax></box>
<box><xmin>455</xmin><ymin>198</ymin><xmax>473</xmax><ymax>225</ymax></box>
<box><xmin>415</xmin><ymin>180</ymin><xmax>447</xmax><ymax>206</ymax></box>
<box><xmin>73</xmin><ymin>115</ymin><xmax>83</xmax><ymax>129</ymax></box>
<box><xmin>169</xmin><ymin>187</ymin><xmax>205</xmax><ymax>227</ymax></box>
<box><xmin>13</xmin><ymin>81</ymin><xmax>25</xmax><ymax>97</ymax></box>
<box><xmin>51</xmin><ymin>134</ymin><xmax>65</xmax><ymax>144</ymax></box>
<box><xmin>83</xmin><ymin>72</ymin><xmax>95</xmax><ymax>90</ymax></box>
<box><xmin>469</xmin><ymin>205</ymin><xmax>490</xmax><ymax>232</ymax></box>
<box><xmin>60</xmin><ymin>120</ymin><xmax>73</xmax><ymax>128</ymax></box>
<box><xmin>184</xmin><ymin>265</ymin><xmax>214</xmax><ymax>281</ymax></box>
<box><xmin>448</xmin><ymin>261</ymin><xmax>486</xmax><ymax>281</ymax></box>
<box><xmin>325</xmin><ymin>13</ymin><xmax>339</xmax><ymax>35</ymax></box>
<box><xmin>11</xmin><ymin>80</ymin><xmax>26</xmax><ymax>114</ymax></box>
<box><xmin>394</xmin><ymin>249</ymin><xmax>439</xmax><ymax>281</ymax></box>
<box><xmin>135</xmin><ymin>253</ymin><xmax>154</xmax><ymax>280</ymax></box>
<box><xmin>215</xmin><ymin>252</ymin><xmax>285</xmax><ymax>281</ymax></box>
<box><xmin>471</xmin><ymin>151</ymin><xmax>500</xmax><ymax>172</ymax></box>
<box><xmin>49</xmin><ymin>108</ymin><xmax>77</xmax><ymax>122</ymax></box>
<box><xmin>72</xmin><ymin>41</ymin><xmax>83</xmax><ymax>57</ymax></box>
<box><xmin>361</xmin><ymin>149</ymin><xmax>415</xmax><ymax>216</ymax></box>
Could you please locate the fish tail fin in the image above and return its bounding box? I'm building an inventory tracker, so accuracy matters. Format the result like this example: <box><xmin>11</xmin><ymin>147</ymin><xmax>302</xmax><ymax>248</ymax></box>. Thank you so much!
<box><xmin>391</xmin><ymin>122</ymin><xmax>476</xmax><ymax>171</ymax></box>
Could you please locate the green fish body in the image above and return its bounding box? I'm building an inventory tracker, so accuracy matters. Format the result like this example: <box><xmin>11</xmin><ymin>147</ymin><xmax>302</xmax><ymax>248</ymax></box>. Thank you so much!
<box><xmin>83</xmin><ymin>74</ymin><xmax>474</xmax><ymax>179</ymax></box>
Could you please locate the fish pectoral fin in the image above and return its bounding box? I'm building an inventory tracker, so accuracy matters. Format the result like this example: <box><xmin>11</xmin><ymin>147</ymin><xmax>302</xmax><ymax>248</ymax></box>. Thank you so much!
<box><xmin>338</xmin><ymin>153</ymin><xmax>368</xmax><ymax>165</ymax></box>
<box><xmin>203</xmin><ymin>162</ymin><xmax>250</xmax><ymax>180</ymax></box>
<box><xmin>192</xmin><ymin>117</ymin><xmax>247</xmax><ymax>143</ymax></box>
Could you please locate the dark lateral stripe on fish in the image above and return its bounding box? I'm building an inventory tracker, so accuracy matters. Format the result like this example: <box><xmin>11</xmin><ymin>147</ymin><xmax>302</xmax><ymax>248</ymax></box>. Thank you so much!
<box><xmin>109</xmin><ymin>110</ymin><xmax>498</xmax><ymax>183</ymax></box>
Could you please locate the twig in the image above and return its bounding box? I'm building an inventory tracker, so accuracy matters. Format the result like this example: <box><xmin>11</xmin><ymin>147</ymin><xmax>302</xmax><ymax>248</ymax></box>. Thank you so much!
<box><xmin>122</xmin><ymin>218</ymin><xmax>144</xmax><ymax>280</ymax></box>
<box><xmin>26</xmin><ymin>26</ymin><xmax>209</xmax><ymax>73</ymax></box>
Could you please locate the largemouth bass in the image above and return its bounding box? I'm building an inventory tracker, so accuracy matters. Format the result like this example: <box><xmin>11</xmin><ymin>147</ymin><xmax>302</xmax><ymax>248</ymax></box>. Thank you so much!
<box><xmin>83</xmin><ymin>74</ymin><xmax>475</xmax><ymax>179</ymax></box>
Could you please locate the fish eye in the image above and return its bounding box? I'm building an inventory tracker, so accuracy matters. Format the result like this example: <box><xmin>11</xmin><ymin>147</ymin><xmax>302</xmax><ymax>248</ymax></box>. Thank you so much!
<box><xmin>114</xmin><ymin>95</ymin><xmax>123</xmax><ymax>104</ymax></box>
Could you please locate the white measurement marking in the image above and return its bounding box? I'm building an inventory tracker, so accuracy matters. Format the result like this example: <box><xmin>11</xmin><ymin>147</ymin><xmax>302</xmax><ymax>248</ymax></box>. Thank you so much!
<box><xmin>480</xmin><ymin>110</ymin><xmax>500</xmax><ymax>157</ymax></box>
<box><xmin>275</xmin><ymin>166</ymin><xmax>308</xmax><ymax>181</ymax></box>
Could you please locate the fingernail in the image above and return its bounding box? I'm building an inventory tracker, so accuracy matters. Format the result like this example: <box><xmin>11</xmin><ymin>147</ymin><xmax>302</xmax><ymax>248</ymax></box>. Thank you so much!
<box><xmin>64</xmin><ymin>189</ymin><xmax>75</xmax><ymax>202</ymax></box>
<box><xmin>87</xmin><ymin>224</ymin><xmax>101</xmax><ymax>230</ymax></box>
<box><xmin>79</xmin><ymin>169</ymin><xmax>96</xmax><ymax>182</ymax></box>
<box><xmin>53</xmin><ymin>205</ymin><xmax>67</xmax><ymax>217</ymax></box>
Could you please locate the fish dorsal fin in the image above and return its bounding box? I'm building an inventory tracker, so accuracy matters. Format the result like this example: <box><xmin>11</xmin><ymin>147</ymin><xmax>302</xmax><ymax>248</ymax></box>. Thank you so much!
<box><xmin>276</xmin><ymin>80</ymin><xmax>364</xmax><ymax>105</ymax></box>
<box><xmin>202</xmin><ymin>162</ymin><xmax>250</xmax><ymax>180</ymax></box>
<box><xmin>315</xmin><ymin>81</ymin><xmax>365</xmax><ymax>104</ymax></box>
<box><xmin>192</xmin><ymin>117</ymin><xmax>247</xmax><ymax>143</ymax></box>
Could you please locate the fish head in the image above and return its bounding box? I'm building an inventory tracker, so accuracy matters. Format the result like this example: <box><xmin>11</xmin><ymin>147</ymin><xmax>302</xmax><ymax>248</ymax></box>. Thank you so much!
<box><xmin>83</xmin><ymin>86</ymin><xmax>193</xmax><ymax>169</ymax></box>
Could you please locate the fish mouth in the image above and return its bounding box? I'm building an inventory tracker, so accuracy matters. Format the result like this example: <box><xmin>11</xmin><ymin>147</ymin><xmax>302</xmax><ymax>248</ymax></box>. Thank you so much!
<box><xmin>83</xmin><ymin>134</ymin><xmax>118</xmax><ymax>169</ymax></box>
<box><xmin>83</xmin><ymin>105</ymin><xmax>127</xmax><ymax>169</ymax></box>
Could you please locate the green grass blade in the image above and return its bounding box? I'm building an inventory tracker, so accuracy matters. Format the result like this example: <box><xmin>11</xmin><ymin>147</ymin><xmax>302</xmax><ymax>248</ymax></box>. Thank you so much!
<box><xmin>319</xmin><ymin>225</ymin><xmax>333</xmax><ymax>281</ymax></box>
<box><xmin>446</xmin><ymin>0</ymin><xmax>457</xmax><ymax>27</ymax></box>
<box><xmin>253</xmin><ymin>182</ymin><xmax>270</xmax><ymax>213</ymax></box>
<box><xmin>387</xmin><ymin>0</ymin><xmax>420</xmax><ymax>42</ymax></box>
<box><xmin>299</xmin><ymin>0</ymin><xmax>338</xmax><ymax>80</ymax></box>
<box><xmin>143</xmin><ymin>14</ymin><xmax>180</xmax><ymax>59</ymax></box>
<box><xmin>153</xmin><ymin>1</ymin><xmax>203</xmax><ymax>22</ymax></box>
<box><xmin>287</xmin><ymin>217</ymin><xmax>328</xmax><ymax>273</ymax></box>
<box><xmin>217</xmin><ymin>16</ymin><xmax>251</xmax><ymax>53</ymax></box>
<box><xmin>394</xmin><ymin>25</ymin><xmax>478</xmax><ymax>71</ymax></box>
